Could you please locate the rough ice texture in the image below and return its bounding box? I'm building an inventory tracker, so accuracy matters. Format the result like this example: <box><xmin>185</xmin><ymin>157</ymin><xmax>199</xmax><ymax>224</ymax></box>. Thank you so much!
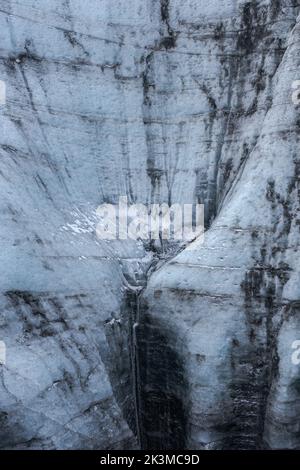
<box><xmin>0</xmin><ymin>0</ymin><xmax>300</xmax><ymax>450</ymax></box>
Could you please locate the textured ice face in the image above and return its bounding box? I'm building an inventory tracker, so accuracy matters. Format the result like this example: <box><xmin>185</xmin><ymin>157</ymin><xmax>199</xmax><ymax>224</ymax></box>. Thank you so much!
<box><xmin>0</xmin><ymin>0</ymin><xmax>300</xmax><ymax>450</ymax></box>
<box><xmin>139</xmin><ymin>1</ymin><xmax>300</xmax><ymax>450</ymax></box>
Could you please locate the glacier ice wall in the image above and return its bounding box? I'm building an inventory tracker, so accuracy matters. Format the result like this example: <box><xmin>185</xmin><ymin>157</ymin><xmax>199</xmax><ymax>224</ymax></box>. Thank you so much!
<box><xmin>0</xmin><ymin>0</ymin><xmax>300</xmax><ymax>449</ymax></box>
